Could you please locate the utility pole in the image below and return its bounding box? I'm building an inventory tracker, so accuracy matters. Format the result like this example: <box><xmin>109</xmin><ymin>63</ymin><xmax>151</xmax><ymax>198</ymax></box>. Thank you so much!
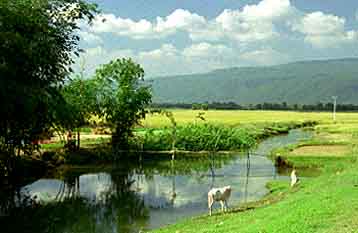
<box><xmin>332</xmin><ymin>96</ymin><xmax>337</xmax><ymax>122</ymax></box>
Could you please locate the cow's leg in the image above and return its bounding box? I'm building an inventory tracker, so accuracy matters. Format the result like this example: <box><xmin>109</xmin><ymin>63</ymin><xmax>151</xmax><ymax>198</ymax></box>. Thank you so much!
<box><xmin>224</xmin><ymin>200</ymin><xmax>229</xmax><ymax>212</ymax></box>
<box><xmin>220</xmin><ymin>200</ymin><xmax>224</xmax><ymax>213</ymax></box>
<box><xmin>208</xmin><ymin>195</ymin><xmax>214</xmax><ymax>216</ymax></box>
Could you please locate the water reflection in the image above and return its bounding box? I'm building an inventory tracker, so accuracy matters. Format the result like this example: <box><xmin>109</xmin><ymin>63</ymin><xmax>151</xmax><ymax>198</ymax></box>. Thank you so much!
<box><xmin>0</xmin><ymin>129</ymin><xmax>312</xmax><ymax>233</ymax></box>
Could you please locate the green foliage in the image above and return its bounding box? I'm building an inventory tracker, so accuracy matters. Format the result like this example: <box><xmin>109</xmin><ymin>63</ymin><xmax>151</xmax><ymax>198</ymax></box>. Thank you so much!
<box><xmin>149</xmin><ymin>109</ymin><xmax>178</xmax><ymax>151</ymax></box>
<box><xmin>150</xmin><ymin>58</ymin><xmax>358</xmax><ymax>104</ymax></box>
<box><xmin>142</xmin><ymin>124</ymin><xmax>256</xmax><ymax>151</ymax></box>
<box><xmin>61</xmin><ymin>77</ymin><xmax>99</xmax><ymax>129</ymax></box>
<box><xmin>192</xmin><ymin>103</ymin><xmax>209</xmax><ymax>110</ymax></box>
<box><xmin>0</xmin><ymin>0</ymin><xmax>98</xmax><ymax>177</ymax></box>
<box><xmin>94</xmin><ymin>58</ymin><xmax>152</xmax><ymax>151</ymax></box>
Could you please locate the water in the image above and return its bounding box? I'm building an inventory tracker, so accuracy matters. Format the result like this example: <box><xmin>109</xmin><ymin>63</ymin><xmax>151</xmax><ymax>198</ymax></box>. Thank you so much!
<box><xmin>0</xmin><ymin>129</ymin><xmax>312</xmax><ymax>233</ymax></box>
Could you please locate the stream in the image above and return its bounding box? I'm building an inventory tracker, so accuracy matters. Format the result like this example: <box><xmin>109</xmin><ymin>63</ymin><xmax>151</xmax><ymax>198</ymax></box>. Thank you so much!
<box><xmin>0</xmin><ymin>129</ymin><xmax>312</xmax><ymax>233</ymax></box>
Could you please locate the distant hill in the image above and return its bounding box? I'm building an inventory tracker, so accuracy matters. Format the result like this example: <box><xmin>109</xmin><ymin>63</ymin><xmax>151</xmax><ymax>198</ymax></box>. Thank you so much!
<box><xmin>149</xmin><ymin>58</ymin><xmax>358</xmax><ymax>104</ymax></box>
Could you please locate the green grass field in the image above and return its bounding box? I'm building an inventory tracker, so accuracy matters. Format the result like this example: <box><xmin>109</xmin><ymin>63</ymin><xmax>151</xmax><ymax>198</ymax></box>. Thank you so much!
<box><xmin>150</xmin><ymin>111</ymin><xmax>358</xmax><ymax>233</ymax></box>
<box><xmin>142</xmin><ymin>110</ymin><xmax>358</xmax><ymax>128</ymax></box>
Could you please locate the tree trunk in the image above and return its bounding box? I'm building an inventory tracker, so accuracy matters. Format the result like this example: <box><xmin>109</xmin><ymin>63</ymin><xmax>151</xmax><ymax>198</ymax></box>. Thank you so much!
<box><xmin>77</xmin><ymin>130</ymin><xmax>80</xmax><ymax>150</ymax></box>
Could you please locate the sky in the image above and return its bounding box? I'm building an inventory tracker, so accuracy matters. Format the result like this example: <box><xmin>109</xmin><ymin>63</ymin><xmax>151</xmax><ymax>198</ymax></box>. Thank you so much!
<box><xmin>76</xmin><ymin>0</ymin><xmax>358</xmax><ymax>77</ymax></box>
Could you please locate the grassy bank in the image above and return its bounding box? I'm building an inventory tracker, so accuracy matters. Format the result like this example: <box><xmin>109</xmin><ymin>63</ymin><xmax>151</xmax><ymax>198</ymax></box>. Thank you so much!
<box><xmin>39</xmin><ymin>112</ymin><xmax>317</xmax><ymax>163</ymax></box>
<box><xmin>151</xmin><ymin>119</ymin><xmax>358</xmax><ymax>233</ymax></box>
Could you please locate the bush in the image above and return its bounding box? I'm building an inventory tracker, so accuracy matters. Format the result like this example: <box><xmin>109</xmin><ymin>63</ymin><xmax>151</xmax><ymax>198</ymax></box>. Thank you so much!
<box><xmin>141</xmin><ymin>123</ymin><xmax>256</xmax><ymax>151</ymax></box>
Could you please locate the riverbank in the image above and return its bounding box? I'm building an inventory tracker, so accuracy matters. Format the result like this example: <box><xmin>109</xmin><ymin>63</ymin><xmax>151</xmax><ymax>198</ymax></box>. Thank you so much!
<box><xmin>40</xmin><ymin>121</ymin><xmax>315</xmax><ymax>163</ymax></box>
<box><xmin>0</xmin><ymin>119</ymin><xmax>316</xmax><ymax>190</ymax></box>
<box><xmin>151</xmin><ymin>121</ymin><xmax>358</xmax><ymax>233</ymax></box>
<box><xmin>0</xmin><ymin>126</ymin><xmax>313</xmax><ymax>233</ymax></box>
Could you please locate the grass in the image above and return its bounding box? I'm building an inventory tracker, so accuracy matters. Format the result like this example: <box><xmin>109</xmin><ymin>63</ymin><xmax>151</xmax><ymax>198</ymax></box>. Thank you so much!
<box><xmin>290</xmin><ymin>145</ymin><xmax>351</xmax><ymax>157</ymax></box>
<box><xmin>150</xmin><ymin>113</ymin><xmax>358</xmax><ymax>233</ymax></box>
<box><xmin>40</xmin><ymin>137</ymin><xmax>110</xmax><ymax>150</ymax></box>
<box><xmin>141</xmin><ymin>110</ymin><xmax>358</xmax><ymax>128</ymax></box>
<box><xmin>151</xmin><ymin>166</ymin><xmax>358</xmax><ymax>233</ymax></box>
<box><xmin>139</xmin><ymin>121</ymin><xmax>314</xmax><ymax>152</ymax></box>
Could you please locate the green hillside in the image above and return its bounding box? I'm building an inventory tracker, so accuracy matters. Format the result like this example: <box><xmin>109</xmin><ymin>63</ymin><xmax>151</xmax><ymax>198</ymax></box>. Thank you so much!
<box><xmin>149</xmin><ymin>58</ymin><xmax>358</xmax><ymax>104</ymax></box>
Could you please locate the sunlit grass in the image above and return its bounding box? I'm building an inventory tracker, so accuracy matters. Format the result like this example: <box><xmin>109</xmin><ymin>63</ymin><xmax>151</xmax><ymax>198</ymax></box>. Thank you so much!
<box><xmin>152</xmin><ymin>112</ymin><xmax>358</xmax><ymax>233</ymax></box>
<box><xmin>290</xmin><ymin>145</ymin><xmax>351</xmax><ymax>157</ymax></box>
<box><xmin>142</xmin><ymin>110</ymin><xmax>358</xmax><ymax>128</ymax></box>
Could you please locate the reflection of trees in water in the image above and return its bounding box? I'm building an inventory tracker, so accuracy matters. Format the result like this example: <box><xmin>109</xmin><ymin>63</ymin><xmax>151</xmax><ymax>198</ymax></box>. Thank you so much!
<box><xmin>0</xmin><ymin>154</ymin><xmax>241</xmax><ymax>233</ymax></box>
<box><xmin>244</xmin><ymin>151</ymin><xmax>251</xmax><ymax>203</ymax></box>
<box><xmin>0</xmin><ymin>187</ymin><xmax>23</xmax><ymax>216</ymax></box>
<box><xmin>209</xmin><ymin>153</ymin><xmax>216</xmax><ymax>189</ymax></box>
<box><xmin>170</xmin><ymin>159</ymin><xmax>176</xmax><ymax>205</ymax></box>
<box><xmin>94</xmin><ymin>167</ymin><xmax>149</xmax><ymax>233</ymax></box>
<box><xmin>0</xmin><ymin>163</ymin><xmax>150</xmax><ymax>233</ymax></box>
<box><xmin>55</xmin><ymin>175</ymin><xmax>80</xmax><ymax>201</ymax></box>
<box><xmin>137</xmin><ymin>154</ymin><xmax>236</xmax><ymax>208</ymax></box>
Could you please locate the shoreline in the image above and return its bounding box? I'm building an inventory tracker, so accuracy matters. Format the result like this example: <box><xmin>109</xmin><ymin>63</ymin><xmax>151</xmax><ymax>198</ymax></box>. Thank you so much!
<box><xmin>151</xmin><ymin>122</ymin><xmax>358</xmax><ymax>233</ymax></box>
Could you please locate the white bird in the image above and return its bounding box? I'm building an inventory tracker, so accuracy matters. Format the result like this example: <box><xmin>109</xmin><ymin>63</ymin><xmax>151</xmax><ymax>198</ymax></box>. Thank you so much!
<box><xmin>291</xmin><ymin>169</ymin><xmax>299</xmax><ymax>187</ymax></box>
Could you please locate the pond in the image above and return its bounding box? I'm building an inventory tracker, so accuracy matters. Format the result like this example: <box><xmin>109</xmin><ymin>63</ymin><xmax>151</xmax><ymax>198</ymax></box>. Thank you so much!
<box><xmin>0</xmin><ymin>129</ymin><xmax>312</xmax><ymax>233</ymax></box>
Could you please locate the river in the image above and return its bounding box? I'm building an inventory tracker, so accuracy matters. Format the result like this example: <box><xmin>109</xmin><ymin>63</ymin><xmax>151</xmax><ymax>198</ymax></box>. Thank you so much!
<box><xmin>0</xmin><ymin>129</ymin><xmax>312</xmax><ymax>233</ymax></box>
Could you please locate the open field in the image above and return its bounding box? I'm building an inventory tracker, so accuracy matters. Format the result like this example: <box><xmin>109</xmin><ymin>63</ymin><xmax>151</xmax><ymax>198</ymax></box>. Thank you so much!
<box><xmin>142</xmin><ymin>110</ymin><xmax>358</xmax><ymax>128</ymax></box>
<box><xmin>290</xmin><ymin>145</ymin><xmax>351</xmax><ymax>157</ymax></box>
<box><xmin>151</xmin><ymin>113</ymin><xmax>358</xmax><ymax>233</ymax></box>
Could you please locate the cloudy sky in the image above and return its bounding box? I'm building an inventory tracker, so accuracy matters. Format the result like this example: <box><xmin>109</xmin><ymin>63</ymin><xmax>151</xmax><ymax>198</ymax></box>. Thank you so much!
<box><xmin>76</xmin><ymin>0</ymin><xmax>358</xmax><ymax>77</ymax></box>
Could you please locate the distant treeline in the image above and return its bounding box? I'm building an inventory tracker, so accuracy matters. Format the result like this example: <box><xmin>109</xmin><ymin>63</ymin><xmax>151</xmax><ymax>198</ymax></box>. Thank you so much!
<box><xmin>150</xmin><ymin>102</ymin><xmax>358</xmax><ymax>111</ymax></box>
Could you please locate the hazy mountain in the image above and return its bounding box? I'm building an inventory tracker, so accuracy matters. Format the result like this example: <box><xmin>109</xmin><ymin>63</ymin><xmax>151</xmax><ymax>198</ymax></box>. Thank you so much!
<box><xmin>149</xmin><ymin>58</ymin><xmax>358</xmax><ymax>104</ymax></box>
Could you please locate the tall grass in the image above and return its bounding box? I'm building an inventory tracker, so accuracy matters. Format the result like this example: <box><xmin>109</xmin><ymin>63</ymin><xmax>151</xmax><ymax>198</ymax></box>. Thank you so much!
<box><xmin>139</xmin><ymin>120</ymin><xmax>316</xmax><ymax>152</ymax></box>
<box><xmin>142</xmin><ymin>124</ymin><xmax>262</xmax><ymax>151</ymax></box>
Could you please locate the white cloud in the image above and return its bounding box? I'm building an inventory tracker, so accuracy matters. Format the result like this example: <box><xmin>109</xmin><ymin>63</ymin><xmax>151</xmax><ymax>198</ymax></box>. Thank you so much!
<box><xmin>137</xmin><ymin>43</ymin><xmax>237</xmax><ymax>75</ymax></box>
<box><xmin>241</xmin><ymin>0</ymin><xmax>293</xmax><ymax>20</ymax></box>
<box><xmin>74</xmin><ymin>0</ymin><xmax>358</xmax><ymax>77</ymax></box>
<box><xmin>241</xmin><ymin>48</ymin><xmax>290</xmax><ymax>65</ymax></box>
<box><xmin>89</xmin><ymin>14</ymin><xmax>156</xmax><ymax>39</ymax></box>
<box><xmin>88</xmin><ymin>9</ymin><xmax>206</xmax><ymax>39</ymax></box>
<box><xmin>85</xmin><ymin>46</ymin><xmax>105</xmax><ymax>57</ymax></box>
<box><xmin>156</xmin><ymin>9</ymin><xmax>206</xmax><ymax>33</ymax></box>
<box><xmin>189</xmin><ymin>0</ymin><xmax>297</xmax><ymax>43</ymax></box>
<box><xmin>78</xmin><ymin>31</ymin><xmax>103</xmax><ymax>44</ymax></box>
<box><xmin>81</xmin><ymin>0</ymin><xmax>357</xmax><ymax>49</ymax></box>
<box><xmin>77</xmin><ymin>43</ymin><xmax>241</xmax><ymax>77</ymax></box>
<box><xmin>182</xmin><ymin>42</ymin><xmax>233</xmax><ymax>58</ymax></box>
<box><xmin>213</xmin><ymin>9</ymin><xmax>278</xmax><ymax>42</ymax></box>
<box><xmin>86</xmin><ymin>0</ymin><xmax>295</xmax><ymax>44</ymax></box>
<box><xmin>292</xmin><ymin>11</ymin><xmax>358</xmax><ymax>48</ymax></box>
<box><xmin>76</xmin><ymin>46</ymin><xmax>134</xmax><ymax>74</ymax></box>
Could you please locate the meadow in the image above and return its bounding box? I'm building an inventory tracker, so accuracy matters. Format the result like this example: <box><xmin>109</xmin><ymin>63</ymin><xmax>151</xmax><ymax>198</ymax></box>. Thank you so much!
<box><xmin>70</xmin><ymin>110</ymin><xmax>358</xmax><ymax>152</ymax></box>
<box><xmin>151</xmin><ymin>111</ymin><xmax>358</xmax><ymax>233</ymax></box>
<box><xmin>141</xmin><ymin>109</ymin><xmax>358</xmax><ymax>128</ymax></box>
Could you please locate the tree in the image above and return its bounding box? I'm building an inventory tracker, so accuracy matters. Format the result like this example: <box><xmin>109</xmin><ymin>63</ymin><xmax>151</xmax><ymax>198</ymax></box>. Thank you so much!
<box><xmin>0</xmin><ymin>0</ymin><xmax>97</xmax><ymax>177</ymax></box>
<box><xmin>61</xmin><ymin>77</ymin><xmax>98</xmax><ymax>149</ymax></box>
<box><xmin>94</xmin><ymin>58</ymin><xmax>152</xmax><ymax>152</ymax></box>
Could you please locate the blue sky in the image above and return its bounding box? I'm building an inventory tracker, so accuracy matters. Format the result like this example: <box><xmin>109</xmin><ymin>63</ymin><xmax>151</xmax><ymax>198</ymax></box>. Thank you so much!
<box><xmin>78</xmin><ymin>0</ymin><xmax>358</xmax><ymax>77</ymax></box>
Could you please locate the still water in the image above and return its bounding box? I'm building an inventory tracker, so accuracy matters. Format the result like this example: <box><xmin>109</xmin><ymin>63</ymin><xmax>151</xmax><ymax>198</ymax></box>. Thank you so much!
<box><xmin>0</xmin><ymin>129</ymin><xmax>312</xmax><ymax>233</ymax></box>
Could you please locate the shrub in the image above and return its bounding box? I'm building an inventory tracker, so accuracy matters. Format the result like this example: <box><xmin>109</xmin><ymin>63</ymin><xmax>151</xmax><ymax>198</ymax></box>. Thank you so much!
<box><xmin>141</xmin><ymin>123</ymin><xmax>256</xmax><ymax>151</ymax></box>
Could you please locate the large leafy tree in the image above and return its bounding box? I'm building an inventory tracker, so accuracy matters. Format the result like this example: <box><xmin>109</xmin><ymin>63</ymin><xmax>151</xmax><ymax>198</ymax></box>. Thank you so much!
<box><xmin>94</xmin><ymin>58</ymin><xmax>152</xmax><ymax>152</ymax></box>
<box><xmin>0</xmin><ymin>0</ymin><xmax>97</xmax><ymax>173</ymax></box>
<box><xmin>61</xmin><ymin>76</ymin><xmax>99</xmax><ymax>149</ymax></box>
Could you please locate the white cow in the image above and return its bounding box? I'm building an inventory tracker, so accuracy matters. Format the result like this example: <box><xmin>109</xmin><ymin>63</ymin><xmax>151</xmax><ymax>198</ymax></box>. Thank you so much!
<box><xmin>208</xmin><ymin>186</ymin><xmax>232</xmax><ymax>216</ymax></box>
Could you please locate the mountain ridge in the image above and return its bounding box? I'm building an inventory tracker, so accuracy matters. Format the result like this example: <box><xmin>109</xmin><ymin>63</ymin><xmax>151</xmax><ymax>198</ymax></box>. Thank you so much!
<box><xmin>149</xmin><ymin>57</ymin><xmax>358</xmax><ymax>104</ymax></box>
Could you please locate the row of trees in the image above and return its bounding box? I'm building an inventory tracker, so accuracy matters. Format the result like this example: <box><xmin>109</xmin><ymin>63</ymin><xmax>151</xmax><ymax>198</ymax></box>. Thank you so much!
<box><xmin>0</xmin><ymin>0</ymin><xmax>152</xmax><ymax>179</ymax></box>
<box><xmin>151</xmin><ymin>102</ymin><xmax>358</xmax><ymax>112</ymax></box>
